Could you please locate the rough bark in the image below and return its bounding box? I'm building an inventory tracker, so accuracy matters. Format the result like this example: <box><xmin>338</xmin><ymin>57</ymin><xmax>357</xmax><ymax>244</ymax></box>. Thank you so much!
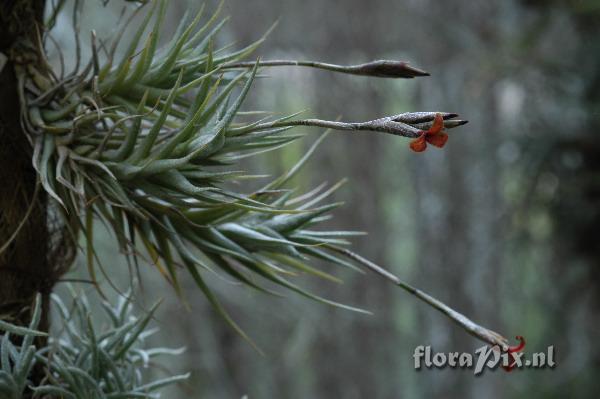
<box><xmin>0</xmin><ymin>0</ymin><xmax>51</xmax><ymax>337</ymax></box>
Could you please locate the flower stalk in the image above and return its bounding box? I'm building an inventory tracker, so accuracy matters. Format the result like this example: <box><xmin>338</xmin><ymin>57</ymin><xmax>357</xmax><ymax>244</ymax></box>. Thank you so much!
<box><xmin>220</xmin><ymin>59</ymin><xmax>430</xmax><ymax>78</ymax></box>
<box><xmin>238</xmin><ymin>112</ymin><xmax>467</xmax><ymax>139</ymax></box>
<box><xmin>329</xmin><ymin>246</ymin><xmax>509</xmax><ymax>349</ymax></box>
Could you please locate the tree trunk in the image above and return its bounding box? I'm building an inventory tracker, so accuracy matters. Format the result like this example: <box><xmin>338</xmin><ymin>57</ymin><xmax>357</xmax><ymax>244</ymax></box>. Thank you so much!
<box><xmin>0</xmin><ymin>0</ymin><xmax>51</xmax><ymax>338</ymax></box>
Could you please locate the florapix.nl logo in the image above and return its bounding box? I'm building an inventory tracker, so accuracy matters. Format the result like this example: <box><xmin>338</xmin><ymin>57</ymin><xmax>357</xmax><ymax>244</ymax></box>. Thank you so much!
<box><xmin>413</xmin><ymin>337</ymin><xmax>556</xmax><ymax>375</ymax></box>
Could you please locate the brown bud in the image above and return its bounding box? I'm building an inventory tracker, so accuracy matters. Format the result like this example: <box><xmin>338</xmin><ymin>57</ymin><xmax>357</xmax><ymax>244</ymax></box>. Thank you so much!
<box><xmin>346</xmin><ymin>60</ymin><xmax>430</xmax><ymax>78</ymax></box>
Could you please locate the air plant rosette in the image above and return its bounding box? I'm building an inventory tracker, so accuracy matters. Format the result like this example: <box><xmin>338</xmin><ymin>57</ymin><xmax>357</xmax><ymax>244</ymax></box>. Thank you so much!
<box><xmin>12</xmin><ymin>0</ymin><xmax>515</xmax><ymax>355</ymax></box>
<box><xmin>0</xmin><ymin>293</ymin><xmax>188</xmax><ymax>398</ymax></box>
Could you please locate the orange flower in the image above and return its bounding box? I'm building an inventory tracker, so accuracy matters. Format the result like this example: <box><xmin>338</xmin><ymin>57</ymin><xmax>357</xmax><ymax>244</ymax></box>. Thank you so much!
<box><xmin>502</xmin><ymin>335</ymin><xmax>526</xmax><ymax>372</ymax></box>
<box><xmin>409</xmin><ymin>113</ymin><xmax>449</xmax><ymax>152</ymax></box>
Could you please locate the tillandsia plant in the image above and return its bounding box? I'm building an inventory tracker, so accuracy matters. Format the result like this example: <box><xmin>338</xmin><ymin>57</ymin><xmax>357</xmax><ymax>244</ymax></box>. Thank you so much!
<box><xmin>5</xmin><ymin>0</ymin><xmax>519</xmax><ymax>370</ymax></box>
<box><xmin>0</xmin><ymin>293</ymin><xmax>188</xmax><ymax>398</ymax></box>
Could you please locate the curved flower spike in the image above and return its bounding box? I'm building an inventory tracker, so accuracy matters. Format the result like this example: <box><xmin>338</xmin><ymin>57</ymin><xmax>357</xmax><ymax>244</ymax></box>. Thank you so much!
<box><xmin>502</xmin><ymin>335</ymin><xmax>526</xmax><ymax>372</ymax></box>
<box><xmin>409</xmin><ymin>113</ymin><xmax>449</xmax><ymax>152</ymax></box>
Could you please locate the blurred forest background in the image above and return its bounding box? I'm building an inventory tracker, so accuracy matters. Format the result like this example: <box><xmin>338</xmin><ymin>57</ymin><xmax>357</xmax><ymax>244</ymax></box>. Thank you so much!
<box><xmin>49</xmin><ymin>0</ymin><xmax>600</xmax><ymax>397</ymax></box>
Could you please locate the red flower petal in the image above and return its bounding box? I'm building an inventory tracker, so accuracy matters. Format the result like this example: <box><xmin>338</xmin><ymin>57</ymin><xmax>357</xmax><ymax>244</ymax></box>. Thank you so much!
<box><xmin>426</xmin><ymin>132</ymin><xmax>449</xmax><ymax>148</ymax></box>
<box><xmin>508</xmin><ymin>336</ymin><xmax>526</xmax><ymax>353</ymax></box>
<box><xmin>502</xmin><ymin>336</ymin><xmax>526</xmax><ymax>372</ymax></box>
<box><xmin>426</xmin><ymin>113</ymin><xmax>444</xmax><ymax>135</ymax></box>
<box><xmin>409</xmin><ymin>135</ymin><xmax>427</xmax><ymax>152</ymax></box>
